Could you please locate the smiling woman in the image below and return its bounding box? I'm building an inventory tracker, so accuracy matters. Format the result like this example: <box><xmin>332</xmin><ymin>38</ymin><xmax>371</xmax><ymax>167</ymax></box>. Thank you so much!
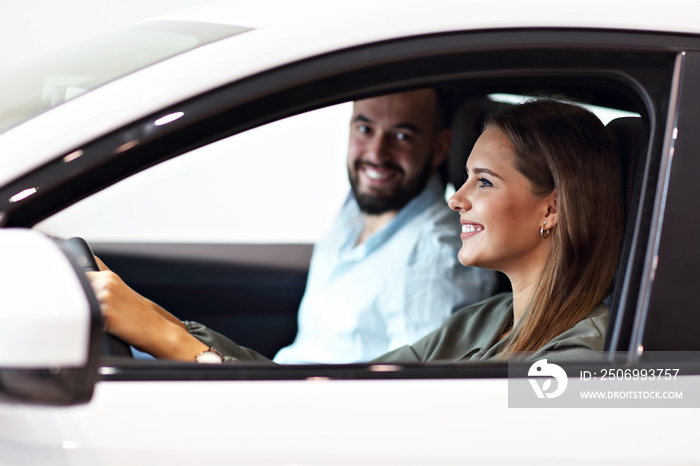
<box><xmin>361</xmin><ymin>99</ymin><xmax>624</xmax><ymax>363</ymax></box>
<box><xmin>443</xmin><ymin>99</ymin><xmax>624</xmax><ymax>359</ymax></box>
<box><xmin>452</xmin><ymin>126</ymin><xmax>552</xmax><ymax>275</ymax></box>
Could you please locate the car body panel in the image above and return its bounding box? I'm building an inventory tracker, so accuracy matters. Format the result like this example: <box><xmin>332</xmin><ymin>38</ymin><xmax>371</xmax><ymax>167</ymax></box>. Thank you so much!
<box><xmin>2</xmin><ymin>1</ymin><xmax>700</xmax><ymax>464</ymax></box>
<box><xmin>1</xmin><ymin>376</ymin><xmax>700</xmax><ymax>465</ymax></box>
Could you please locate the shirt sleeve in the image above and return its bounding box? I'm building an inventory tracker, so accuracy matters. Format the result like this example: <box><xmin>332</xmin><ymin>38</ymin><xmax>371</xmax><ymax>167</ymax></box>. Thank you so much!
<box><xmin>184</xmin><ymin>320</ymin><xmax>276</xmax><ymax>364</ymax></box>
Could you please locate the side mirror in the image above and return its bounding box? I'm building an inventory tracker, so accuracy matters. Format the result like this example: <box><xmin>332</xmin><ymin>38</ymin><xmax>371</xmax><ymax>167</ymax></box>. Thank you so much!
<box><xmin>0</xmin><ymin>228</ymin><xmax>101</xmax><ymax>405</ymax></box>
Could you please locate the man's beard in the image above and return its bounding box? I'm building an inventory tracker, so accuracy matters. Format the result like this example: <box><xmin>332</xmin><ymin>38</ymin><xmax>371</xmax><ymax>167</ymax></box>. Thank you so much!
<box><xmin>349</xmin><ymin>158</ymin><xmax>432</xmax><ymax>215</ymax></box>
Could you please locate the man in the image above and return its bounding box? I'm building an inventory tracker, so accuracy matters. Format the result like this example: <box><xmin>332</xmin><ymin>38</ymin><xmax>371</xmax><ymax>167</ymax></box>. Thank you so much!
<box><xmin>274</xmin><ymin>89</ymin><xmax>496</xmax><ymax>363</ymax></box>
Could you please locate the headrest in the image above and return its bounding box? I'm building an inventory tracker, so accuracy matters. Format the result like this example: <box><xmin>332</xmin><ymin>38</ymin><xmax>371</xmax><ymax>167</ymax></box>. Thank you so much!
<box><xmin>447</xmin><ymin>97</ymin><xmax>501</xmax><ymax>191</ymax></box>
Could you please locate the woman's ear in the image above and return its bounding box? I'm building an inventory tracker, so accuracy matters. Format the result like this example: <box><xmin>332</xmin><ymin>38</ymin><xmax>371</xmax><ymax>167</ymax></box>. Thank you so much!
<box><xmin>543</xmin><ymin>190</ymin><xmax>558</xmax><ymax>229</ymax></box>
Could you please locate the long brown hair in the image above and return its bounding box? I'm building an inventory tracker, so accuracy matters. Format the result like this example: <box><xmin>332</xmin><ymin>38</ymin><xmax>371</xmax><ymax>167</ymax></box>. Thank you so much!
<box><xmin>487</xmin><ymin>99</ymin><xmax>624</xmax><ymax>356</ymax></box>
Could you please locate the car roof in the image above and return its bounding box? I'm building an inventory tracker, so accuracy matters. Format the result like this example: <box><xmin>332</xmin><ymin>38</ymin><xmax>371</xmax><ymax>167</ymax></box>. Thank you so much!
<box><xmin>153</xmin><ymin>0</ymin><xmax>700</xmax><ymax>33</ymax></box>
<box><xmin>1</xmin><ymin>0</ymin><xmax>699</xmax><ymax>186</ymax></box>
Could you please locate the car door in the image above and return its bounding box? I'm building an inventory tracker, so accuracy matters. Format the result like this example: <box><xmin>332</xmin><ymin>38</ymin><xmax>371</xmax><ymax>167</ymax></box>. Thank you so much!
<box><xmin>2</xmin><ymin>26</ymin><xmax>700</xmax><ymax>464</ymax></box>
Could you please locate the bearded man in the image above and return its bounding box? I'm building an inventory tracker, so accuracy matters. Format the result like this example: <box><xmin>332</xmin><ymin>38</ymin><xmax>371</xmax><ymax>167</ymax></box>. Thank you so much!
<box><xmin>273</xmin><ymin>89</ymin><xmax>497</xmax><ymax>363</ymax></box>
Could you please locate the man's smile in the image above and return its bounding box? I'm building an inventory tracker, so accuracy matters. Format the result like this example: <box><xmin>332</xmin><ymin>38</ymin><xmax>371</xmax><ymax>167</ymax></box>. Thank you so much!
<box><xmin>356</xmin><ymin>161</ymin><xmax>403</xmax><ymax>186</ymax></box>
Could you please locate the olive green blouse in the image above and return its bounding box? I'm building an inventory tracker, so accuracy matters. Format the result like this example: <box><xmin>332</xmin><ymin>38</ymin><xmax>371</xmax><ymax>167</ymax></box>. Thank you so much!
<box><xmin>184</xmin><ymin>293</ymin><xmax>610</xmax><ymax>364</ymax></box>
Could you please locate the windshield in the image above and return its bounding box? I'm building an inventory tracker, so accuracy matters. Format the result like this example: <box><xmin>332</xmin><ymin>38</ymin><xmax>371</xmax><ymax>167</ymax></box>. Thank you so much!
<box><xmin>0</xmin><ymin>20</ymin><xmax>251</xmax><ymax>134</ymax></box>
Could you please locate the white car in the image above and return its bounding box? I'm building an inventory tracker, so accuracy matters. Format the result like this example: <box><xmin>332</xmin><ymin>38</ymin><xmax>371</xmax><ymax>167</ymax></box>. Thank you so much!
<box><xmin>1</xmin><ymin>1</ymin><xmax>700</xmax><ymax>464</ymax></box>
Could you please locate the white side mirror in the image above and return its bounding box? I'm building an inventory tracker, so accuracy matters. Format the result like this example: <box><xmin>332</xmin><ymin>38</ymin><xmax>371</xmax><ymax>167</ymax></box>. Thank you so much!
<box><xmin>0</xmin><ymin>228</ymin><xmax>100</xmax><ymax>405</ymax></box>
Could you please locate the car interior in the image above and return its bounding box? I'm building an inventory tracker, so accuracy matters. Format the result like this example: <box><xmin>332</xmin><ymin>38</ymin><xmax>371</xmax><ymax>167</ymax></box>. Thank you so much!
<box><xmin>52</xmin><ymin>84</ymin><xmax>648</xmax><ymax>362</ymax></box>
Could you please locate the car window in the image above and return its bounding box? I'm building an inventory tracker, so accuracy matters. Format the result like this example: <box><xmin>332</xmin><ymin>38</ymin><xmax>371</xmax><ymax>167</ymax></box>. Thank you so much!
<box><xmin>35</xmin><ymin>102</ymin><xmax>352</xmax><ymax>244</ymax></box>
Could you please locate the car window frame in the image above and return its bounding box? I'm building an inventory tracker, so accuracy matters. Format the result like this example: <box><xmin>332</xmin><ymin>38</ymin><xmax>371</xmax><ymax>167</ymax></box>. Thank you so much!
<box><xmin>634</xmin><ymin>50</ymin><xmax>700</xmax><ymax>354</ymax></box>
<box><xmin>0</xmin><ymin>27</ymin><xmax>694</xmax><ymax>380</ymax></box>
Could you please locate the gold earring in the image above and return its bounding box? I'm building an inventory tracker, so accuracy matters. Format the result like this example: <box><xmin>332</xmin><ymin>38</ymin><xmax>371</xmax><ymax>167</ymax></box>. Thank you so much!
<box><xmin>540</xmin><ymin>221</ymin><xmax>550</xmax><ymax>239</ymax></box>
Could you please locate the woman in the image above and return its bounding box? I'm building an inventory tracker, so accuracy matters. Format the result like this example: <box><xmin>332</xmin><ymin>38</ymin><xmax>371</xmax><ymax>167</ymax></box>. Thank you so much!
<box><xmin>378</xmin><ymin>98</ymin><xmax>624</xmax><ymax>362</ymax></box>
<box><xmin>88</xmin><ymin>98</ymin><xmax>624</xmax><ymax>363</ymax></box>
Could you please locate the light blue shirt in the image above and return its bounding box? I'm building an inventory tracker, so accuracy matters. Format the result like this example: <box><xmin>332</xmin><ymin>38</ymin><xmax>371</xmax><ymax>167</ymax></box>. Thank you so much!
<box><xmin>273</xmin><ymin>176</ymin><xmax>497</xmax><ymax>364</ymax></box>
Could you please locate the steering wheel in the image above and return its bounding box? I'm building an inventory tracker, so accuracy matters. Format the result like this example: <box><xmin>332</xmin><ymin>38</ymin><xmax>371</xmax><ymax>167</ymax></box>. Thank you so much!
<box><xmin>63</xmin><ymin>237</ymin><xmax>133</xmax><ymax>357</ymax></box>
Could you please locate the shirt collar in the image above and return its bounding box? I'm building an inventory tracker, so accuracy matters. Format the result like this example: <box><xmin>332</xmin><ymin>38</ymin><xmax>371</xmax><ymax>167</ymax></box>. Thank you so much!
<box><xmin>475</xmin><ymin>298</ymin><xmax>515</xmax><ymax>359</ymax></box>
<box><xmin>341</xmin><ymin>175</ymin><xmax>445</xmax><ymax>257</ymax></box>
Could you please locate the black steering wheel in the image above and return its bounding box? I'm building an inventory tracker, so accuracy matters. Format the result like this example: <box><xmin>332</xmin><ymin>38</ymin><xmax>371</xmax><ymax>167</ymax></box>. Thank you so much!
<box><xmin>63</xmin><ymin>237</ymin><xmax>133</xmax><ymax>358</ymax></box>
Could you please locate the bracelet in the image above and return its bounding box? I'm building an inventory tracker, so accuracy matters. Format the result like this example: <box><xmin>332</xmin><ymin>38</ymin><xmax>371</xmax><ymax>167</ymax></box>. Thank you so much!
<box><xmin>194</xmin><ymin>346</ymin><xmax>224</xmax><ymax>364</ymax></box>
